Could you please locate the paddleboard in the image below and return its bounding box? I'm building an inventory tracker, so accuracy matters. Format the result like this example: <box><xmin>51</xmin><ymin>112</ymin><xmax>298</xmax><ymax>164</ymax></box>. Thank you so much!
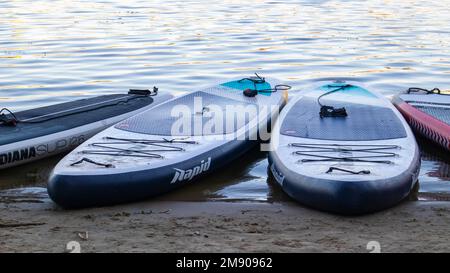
<box><xmin>392</xmin><ymin>88</ymin><xmax>450</xmax><ymax>151</ymax></box>
<box><xmin>48</xmin><ymin>75</ymin><xmax>289</xmax><ymax>208</ymax></box>
<box><xmin>0</xmin><ymin>89</ymin><xmax>171</xmax><ymax>169</ymax></box>
<box><xmin>269</xmin><ymin>81</ymin><xmax>420</xmax><ymax>215</ymax></box>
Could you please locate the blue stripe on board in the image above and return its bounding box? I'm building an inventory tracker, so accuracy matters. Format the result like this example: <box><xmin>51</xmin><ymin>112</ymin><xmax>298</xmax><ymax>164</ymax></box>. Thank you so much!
<box><xmin>221</xmin><ymin>80</ymin><xmax>272</xmax><ymax>96</ymax></box>
<box><xmin>319</xmin><ymin>83</ymin><xmax>377</xmax><ymax>98</ymax></box>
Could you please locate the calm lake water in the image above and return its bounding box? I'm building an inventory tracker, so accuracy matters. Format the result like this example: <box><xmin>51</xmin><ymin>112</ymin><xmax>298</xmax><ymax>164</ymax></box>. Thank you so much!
<box><xmin>0</xmin><ymin>0</ymin><xmax>449</xmax><ymax>202</ymax></box>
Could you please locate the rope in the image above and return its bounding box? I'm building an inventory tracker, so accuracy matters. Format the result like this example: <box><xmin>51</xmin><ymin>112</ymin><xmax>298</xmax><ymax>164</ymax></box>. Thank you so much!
<box><xmin>239</xmin><ymin>73</ymin><xmax>291</xmax><ymax>97</ymax></box>
<box><xmin>289</xmin><ymin>143</ymin><xmax>398</xmax><ymax>164</ymax></box>
<box><xmin>317</xmin><ymin>84</ymin><xmax>351</xmax><ymax>118</ymax></box>
<box><xmin>238</xmin><ymin>73</ymin><xmax>266</xmax><ymax>85</ymax></box>
<box><xmin>80</xmin><ymin>137</ymin><xmax>197</xmax><ymax>159</ymax></box>
<box><xmin>129</xmin><ymin>86</ymin><xmax>158</xmax><ymax>96</ymax></box>
<box><xmin>325</xmin><ymin>167</ymin><xmax>370</xmax><ymax>175</ymax></box>
<box><xmin>0</xmin><ymin>108</ymin><xmax>19</xmax><ymax>126</ymax></box>
<box><xmin>70</xmin><ymin>157</ymin><xmax>114</xmax><ymax>168</ymax></box>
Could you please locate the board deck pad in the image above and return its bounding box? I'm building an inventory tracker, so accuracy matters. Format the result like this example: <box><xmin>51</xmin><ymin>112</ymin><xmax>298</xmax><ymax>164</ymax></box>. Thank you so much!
<box><xmin>281</xmin><ymin>97</ymin><xmax>407</xmax><ymax>141</ymax></box>
<box><xmin>221</xmin><ymin>80</ymin><xmax>272</xmax><ymax>96</ymax></box>
<box><xmin>410</xmin><ymin>104</ymin><xmax>450</xmax><ymax>125</ymax></box>
<box><xmin>116</xmin><ymin>91</ymin><xmax>257</xmax><ymax>136</ymax></box>
<box><xmin>0</xmin><ymin>94</ymin><xmax>154</xmax><ymax>146</ymax></box>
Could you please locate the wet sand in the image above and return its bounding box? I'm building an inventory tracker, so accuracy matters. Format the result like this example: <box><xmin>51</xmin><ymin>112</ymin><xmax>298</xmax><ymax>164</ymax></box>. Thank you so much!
<box><xmin>0</xmin><ymin>188</ymin><xmax>449</xmax><ymax>253</ymax></box>
<box><xmin>0</xmin><ymin>139</ymin><xmax>449</xmax><ymax>253</ymax></box>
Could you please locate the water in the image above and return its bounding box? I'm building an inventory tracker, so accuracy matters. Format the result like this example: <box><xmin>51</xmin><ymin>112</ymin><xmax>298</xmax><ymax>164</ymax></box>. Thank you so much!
<box><xmin>0</xmin><ymin>0</ymin><xmax>449</xmax><ymax>201</ymax></box>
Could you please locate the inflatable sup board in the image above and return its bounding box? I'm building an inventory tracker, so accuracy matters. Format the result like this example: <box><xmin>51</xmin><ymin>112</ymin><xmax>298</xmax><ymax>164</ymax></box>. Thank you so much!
<box><xmin>0</xmin><ymin>89</ymin><xmax>171</xmax><ymax>169</ymax></box>
<box><xmin>48</xmin><ymin>75</ymin><xmax>289</xmax><ymax>208</ymax></box>
<box><xmin>392</xmin><ymin>87</ymin><xmax>450</xmax><ymax>151</ymax></box>
<box><xmin>269</xmin><ymin>81</ymin><xmax>420</xmax><ymax>215</ymax></box>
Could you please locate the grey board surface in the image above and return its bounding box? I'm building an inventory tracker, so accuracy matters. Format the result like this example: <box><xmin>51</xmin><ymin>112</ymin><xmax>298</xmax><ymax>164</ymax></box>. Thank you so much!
<box><xmin>0</xmin><ymin>94</ymin><xmax>153</xmax><ymax>146</ymax></box>
<box><xmin>280</xmin><ymin>97</ymin><xmax>407</xmax><ymax>141</ymax></box>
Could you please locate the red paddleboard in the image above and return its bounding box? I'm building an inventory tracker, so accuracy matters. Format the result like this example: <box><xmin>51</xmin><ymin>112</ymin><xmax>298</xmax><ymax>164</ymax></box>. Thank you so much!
<box><xmin>392</xmin><ymin>88</ymin><xmax>450</xmax><ymax>151</ymax></box>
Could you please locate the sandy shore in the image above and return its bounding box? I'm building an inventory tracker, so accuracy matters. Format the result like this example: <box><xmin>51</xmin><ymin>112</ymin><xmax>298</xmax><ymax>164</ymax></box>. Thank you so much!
<box><xmin>0</xmin><ymin>187</ymin><xmax>449</xmax><ymax>253</ymax></box>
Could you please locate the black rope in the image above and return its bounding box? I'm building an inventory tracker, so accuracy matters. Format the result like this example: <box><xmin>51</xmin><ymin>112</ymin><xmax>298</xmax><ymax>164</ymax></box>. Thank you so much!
<box><xmin>70</xmin><ymin>157</ymin><xmax>114</xmax><ymax>168</ymax></box>
<box><xmin>298</xmin><ymin>155</ymin><xmax>393</xmax><ymax>164</ymax></box>
<box><xmin>238</xmin><ymin>73</ymin><xmax>266</xmax><ymax>85</ymax></box>
<box><xmin>129</xmin><ymin>86</ymin><xmax>158</xmax><ymax>96</ymax></box>
<box><xmin>406</xmin><ymin>87</ymin><xmax>443</xmax><ymax>95</ymax></box>
<box><xmin>80</xmin><ymin>137</ymin><xmax>197</xmax><ymax>158</ymax></box>
<box><xmin>239</xmin><ymin>73</ymin><xmax>291</xmax><ymax>97</ymax></box>
<box><xmin>195</xmin><ymin>107</ymin><xmax>210</xmax><ymax>115</ymax></box>
<box><xmin>289</xmin><ymin>143</ymin><xmax>400</xmax><ymax>152</ymax></box>
<box><xmin>0</xmin><ymin>108</ymin><xmax>19</xmax><ymax>126</ymax></box>
<box><xmin>289</xmin><ymin>143</ymin><xmax>398</xmax><ymax>164</ymax></box>
<box><xmin>0</xmin><ymin>88</ymin><xmax>158</xmax><ymax>127</ymax></box>
<box><xmin>326</xmin><ymin>167</ymin><xmax>370</xmax><ymax>175</ymax></box>
<box><xmin>105</xmin><ymin>136</ymin><xmax>198</xmax><ymax>145</ymax></box>
<box><xmin>317</xmin><ymin>84</ymin><xmax>351</xmax><ymax>118</ymax></box>
<box><xmin>243</xmin><ymin>84</ymin><xmax>291</xmax><ymax>97</ymax></box>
